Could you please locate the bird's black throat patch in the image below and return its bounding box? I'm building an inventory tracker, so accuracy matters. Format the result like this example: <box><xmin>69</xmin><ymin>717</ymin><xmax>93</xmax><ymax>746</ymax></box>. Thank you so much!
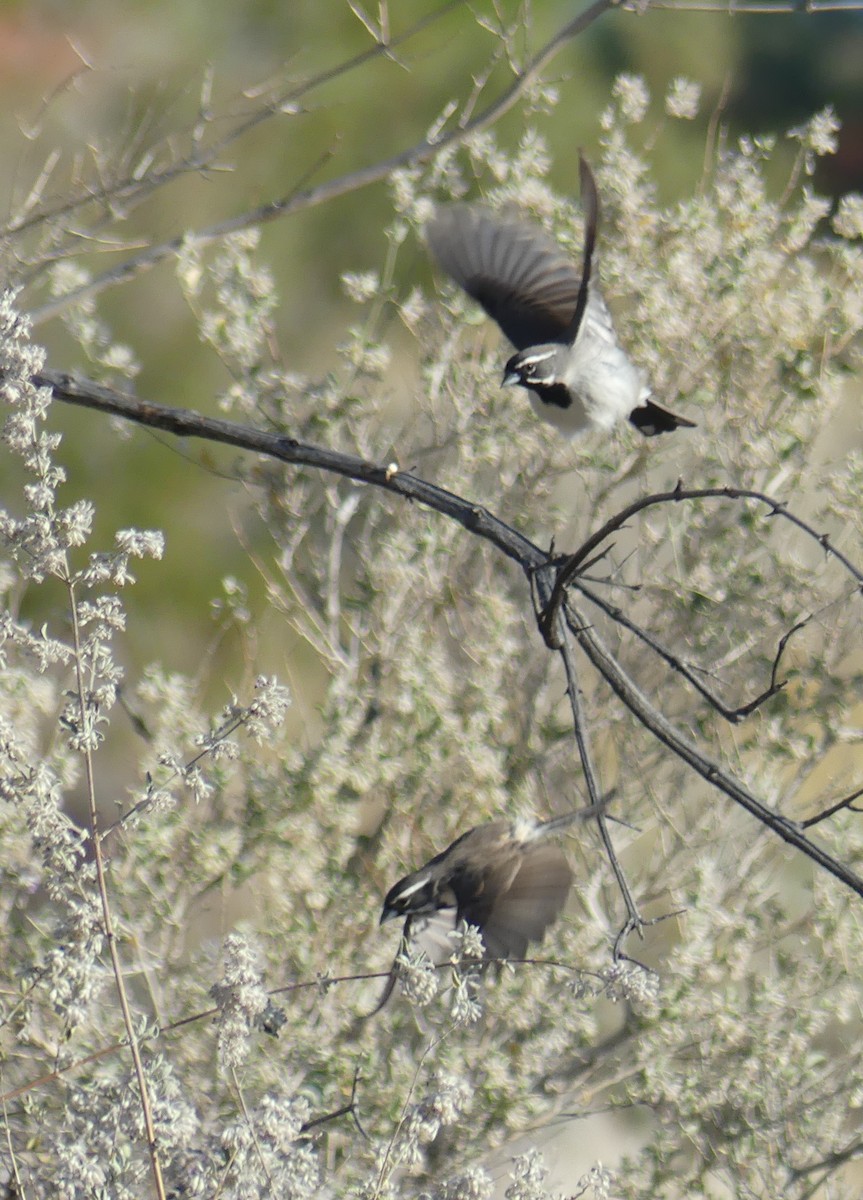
<box><xmin>531</xmin><ymin>382</ymin><xmax>572</xmax><ymax>411</ymax></box>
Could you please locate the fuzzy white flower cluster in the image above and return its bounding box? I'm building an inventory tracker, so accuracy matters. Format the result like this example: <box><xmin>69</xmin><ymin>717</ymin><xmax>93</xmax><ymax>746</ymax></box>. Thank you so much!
<box><xmin>210</xmin><ymin>932</ymin><xmax>270</xmax><ymax>1072</ymax></box>
<box><xmin>612</xmin><ymin>74</ymin><xmax>650</xmax><ymax>124</ymax></box>
<box><xmin>182</xmin><ymin>231</ymin><xmax>279</xmax><ymax>408</ymax></box>
<box><xmin>789</xmin><ymin>105</ymin><xmax>841</xmax><ymax>173</ymax></box>
<box><xmin>341</xmin><ymin>270</ymin><xmax>380</xmax><ymax>303</ymax></box>
<box><xmin>340</xmin><ymin>326</ymin><xmax>392</xmax><ymax>376</ymax></box>
<box><xmin>577</xmin><ymin>1163</ymin><xmax>614</xmax><ymax>1199</ymax></box>
<box><xmin>220</xmin><ymin>1089</ymin><xmax>321</xmax><ymax>1198</ymax></box>
<box><xmin>451</xmin><ymin>920</ymin><xmax>486</xmax><ymax>963</ymax></box>
<box><xmin>834</xmin><ymin>192</ymin><xmax>863</xmax><ymax>239</ymax></box>
<box><xmin>48</xmin><ymin>262</ymin><xmax>140</xmax><ymax>380</ymax></box>
<box><xmin>422</xmin><ymin>1165</ymin><xmax>494</xmax><ymax>1200</ymax></box>
<box><xmin>0</xmin><ymin>291</ymin><xmax>69</xmax><ymax>581</ymax></box>
<box><xmin>601</xmin><ymin>961</ymin><xmax>660</xmax><ymax>1011</ymax></box>
<box><xmin>665</xmin><ymin>77</ymin><xmax>701</xmax><ymax>120</ymax></box>
<box><xmin>447</xmin><ymin>922</ymin><xmax>485</xmax><ymax>1022</ymax></box>
<box><xmin>192</xmin><ymin>675</ymin><xmax>291</xmax><ymax>761</ymax></box>
<box><xmin>505</xmin><ymin>1149</ymin><xmax>550</xmax><ymax>1200</ymax></box>
<box><xmin>396</xmin><ymin>943</ymin><xmax>440</xmax><ymax>1007</ymax></box>
<box><xmin>246</xmin><ymin>674</ymin><xmax>293</xmax><ymax>738</ymax></box>
<box><xmin>402</xmin><ymin>1071</ymin><xmax>474</xmax><ymax>1164</ymax></box>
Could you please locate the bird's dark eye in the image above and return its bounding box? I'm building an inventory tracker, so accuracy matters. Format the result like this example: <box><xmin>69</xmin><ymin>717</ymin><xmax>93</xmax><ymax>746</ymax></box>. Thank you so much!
<box><xmin>515</xmin><ymin>354</ymin><xmax>556</xmax><ymax>383</ymax></box>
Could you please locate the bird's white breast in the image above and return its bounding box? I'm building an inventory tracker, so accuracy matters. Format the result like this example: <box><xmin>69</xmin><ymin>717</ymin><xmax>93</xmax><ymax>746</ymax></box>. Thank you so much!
<box><xmin>565</xmin><ymin>337</ymin><xmax>646</xmax><ymax>431</ymax></box>
<box><xmin>527</xmin><ymin>290</ymin><xmax>648</xmax><ymax>436</ymax></box>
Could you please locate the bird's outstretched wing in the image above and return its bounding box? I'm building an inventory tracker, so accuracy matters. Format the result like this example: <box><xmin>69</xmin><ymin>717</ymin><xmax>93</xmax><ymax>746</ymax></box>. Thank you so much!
<box><xmin>564</xmin><ymin>152</ymin><xmax>599</xmax><ymax>344</ymax></box>
<box><xmin>426</xmin><ymin>205</ymin><xmax>582</xmax><ymax>349</ymax></box>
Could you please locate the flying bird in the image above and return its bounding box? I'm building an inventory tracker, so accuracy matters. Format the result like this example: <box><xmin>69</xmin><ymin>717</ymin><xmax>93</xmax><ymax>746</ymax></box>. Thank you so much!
<box><xmin>426</xmin><ymin>154</ymin><xmax>694</xmax><ymax>438</ymax></box>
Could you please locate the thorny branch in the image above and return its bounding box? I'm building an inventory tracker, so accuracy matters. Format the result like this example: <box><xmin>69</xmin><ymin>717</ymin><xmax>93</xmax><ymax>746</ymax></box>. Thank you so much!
<box><xmin>26</xmin><ymin>367</ymin><xmax>863</xmax><ymax>906</ymax></box>
<box><xmin>540</xmin><ymin>481</ymin><xmax>863</xmax><ymax>646</ymax></box>
<box><xmin>577</xmin><ymin>579</ymin><xmax>809</xmax><ymax>723</ymax></box>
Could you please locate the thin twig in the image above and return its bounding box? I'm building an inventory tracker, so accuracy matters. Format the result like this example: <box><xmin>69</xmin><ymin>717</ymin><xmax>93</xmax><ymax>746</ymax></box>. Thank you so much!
<box><xmin>30</xmin><ymin>0</ymin><xmax>614</xmax><ymax>324</ymax></box>
<box><xmin>636</xmin><ymin>0</ymin><xmax>863</xmax><ymax>10</ymax></box>
<box><xmin>104</xmin><ymin>705</ymin><xmax>254</xmax><ymax>834</ymax></box>
<box><xmin>787</xmin><ymin>1137</ymin><xmax>863</xmax><ymax>1184</ymax></box>
<box><xmin>65</xmin><ymin>574</ymin><xmax>167</xmax><ymax>1200</ymax></box>
<box><xmin>540</xmin><ymin>480</ymin><xmax>863</xmax><ymax>644</ymax></box>
<box><xmin>1</xmin><ymin>1091</ymin><xmax>25</xmax><ymax>1199</ymax></box>
<box><xmin>300</xmin><ymin>1064</ymin><xmax>369</xmax><ymax>1139</ymax></box>
<box><xmin>10</xmin><ymin>1</ymin><xmax>466</xmax><ymax>243</ymax></box>
<box><xmin>577</xmin><ymin>580</ymin><xmax>807</xmax><ymax>723</ymax></box>
<box><xmin>231</xmin><ymin>1068</ymin><xmax>275</xmax><ymax>1189</ymax></box>
<box><xmin>372</xmin><ymin>1030</ymin><xmax>453</xmax><ymax>1200</ymax></box>
<box><xmin>801</xmin><ymin>784</ymin><xmax>863</xmax><ymax>829</ymax></box>
<box><xmin>541</xmin><ymin>584</ymin><xmax>643</xmax><ymax>934</ymax></box>
<box><xmin>0</xmin><ymin>948</ymin><xmax>611</xmax><ymax>1108</ymax></box>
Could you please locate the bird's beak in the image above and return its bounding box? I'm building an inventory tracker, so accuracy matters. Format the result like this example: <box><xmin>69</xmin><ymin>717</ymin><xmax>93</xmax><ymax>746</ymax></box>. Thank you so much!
<box><xmin>502</xmin><ymin>370</ymin><xmax>520</xmax><ymax>388</ymax></box>
<box><xmin>380</xmin><ymin>906</ymin><xmax>396</xmax><ymax>926</ymax></box>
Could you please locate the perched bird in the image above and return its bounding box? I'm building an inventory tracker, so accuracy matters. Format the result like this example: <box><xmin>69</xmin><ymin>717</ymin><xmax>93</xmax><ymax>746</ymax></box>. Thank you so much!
<box><xmin>425</xmin><ymin>154</ymin><xmax>694</xmax><ymax>438</ymax></box>
<box><xmin>372</xmin><ymin>808</ymin><xmax>597</xmax><ymax>1012</ymax></box>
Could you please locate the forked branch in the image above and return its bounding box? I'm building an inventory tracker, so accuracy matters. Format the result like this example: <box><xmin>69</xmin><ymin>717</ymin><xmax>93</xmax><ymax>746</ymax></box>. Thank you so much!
<box><xmin>24</xmin><ymin>366</ymin><xmax>863</xmax><ymax>904</ymax></box>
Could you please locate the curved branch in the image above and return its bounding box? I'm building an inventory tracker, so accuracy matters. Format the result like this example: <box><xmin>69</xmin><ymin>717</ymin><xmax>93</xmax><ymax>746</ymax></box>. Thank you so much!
<box><xmin>540</xmin><ymin>481</ymin><xmax>863</xmax><ymax>645</ymax></box>
<box><xmin>33</xmin><ymin>368</ymin><xmax>542</xmax><ymax>567</ymax></box>
<box><xmin>578</xmin><ymin>579</ymin><xmax>807</xmax><ymax>723</ymax></box>
<box><xmin>801</xmin><ymin>784</ymin><xmax>863</xmax><ymax>829</ymax></box>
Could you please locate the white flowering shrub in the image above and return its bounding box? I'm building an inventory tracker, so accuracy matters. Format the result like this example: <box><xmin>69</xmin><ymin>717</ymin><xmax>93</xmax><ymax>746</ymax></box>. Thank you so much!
<box><xmin>0</xmin><ymin>9</ymin><xmax>862</xmax><ymax>1200</ymax></box>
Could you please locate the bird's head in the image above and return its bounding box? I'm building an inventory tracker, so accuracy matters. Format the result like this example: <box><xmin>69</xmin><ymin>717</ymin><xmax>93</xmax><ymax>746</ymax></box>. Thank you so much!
<box><xmin>380</xmin><ymin>869</ymin><xmax>437</xmax><ymax>924</ymax></box>
<box><xmin>502</xmin><ymin>346</ymin><xmax>561</xmax><ymax>391</ymax></box>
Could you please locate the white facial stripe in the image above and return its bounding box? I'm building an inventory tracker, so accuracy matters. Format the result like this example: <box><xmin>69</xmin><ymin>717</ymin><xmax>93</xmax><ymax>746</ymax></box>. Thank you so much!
<box><xmin>395</xmin><ymin>873</ymin><xmax>431</xmax><ymax>901</ymax></box>
<box><xmin>518</xmin><ymin>350</ymin><xmax>556</xmax><ymax>367</ymax></box>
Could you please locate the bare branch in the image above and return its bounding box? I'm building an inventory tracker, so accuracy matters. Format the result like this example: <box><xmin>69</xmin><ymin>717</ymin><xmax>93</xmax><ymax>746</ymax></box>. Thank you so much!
<box><xmin>552</xmin><ymin>606</ymin><xmax>644</xmax><ymax>934</ymax></box>
<box><xmin>540</xmin><ymin>481</ymin><xmax>863</xmax><ymax>644</ymax></box>
<box><xmin>9</xmin><ymin>1</ymin><xmax>465</xmax><ymax>245</ymax></box>
<box><xmin>801</xmin><ymin>784</ymin><xmax>863</xmax><ymax>829</ymax></box>
<box><xmin>300</xmin><ymin>1065</ymin><xmax>369</xmax><ymax>1139</ymax></box>
<box><xmin>787</xmin><ymin>1137</ymin><xmax>863</xmax><ymax>1192</ymax></box>
<box><xmin>563</xmin><ymin>597</ymin><xmax>863</xmax><ymax>900</ymax></box>
<box><xmin>638</xmin><ymin>0</ymin><xmax>863</xmax><ymax>10</ymax></box>
<box><xmin>33</xmin><ymin>367</ymin><xmax>541</xmax><ymax>567</ymax></box>
<box><xmin>578</xmin><ymin>580</ymin><xmax>808</xmax><ymax>723</ymax></box>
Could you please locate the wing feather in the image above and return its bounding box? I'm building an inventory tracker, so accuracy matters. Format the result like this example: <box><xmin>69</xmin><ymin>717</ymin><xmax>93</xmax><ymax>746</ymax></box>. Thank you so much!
<box><xmin>426</xmin><ymin>205</ymin><xmax>582</xmax><ymax>349</ymax></box>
